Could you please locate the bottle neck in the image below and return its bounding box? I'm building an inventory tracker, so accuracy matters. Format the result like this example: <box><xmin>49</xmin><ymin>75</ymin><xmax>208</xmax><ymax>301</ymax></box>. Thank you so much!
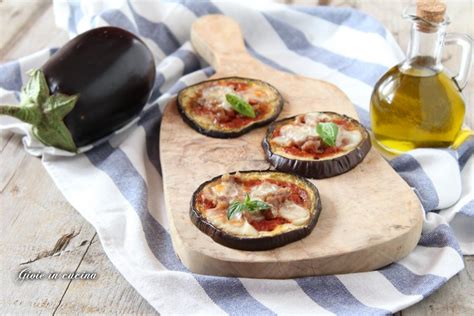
<box><xmin>401</xmin><ymin>22</ymin><xmax>445</xmax><ymax>74</ymax></box>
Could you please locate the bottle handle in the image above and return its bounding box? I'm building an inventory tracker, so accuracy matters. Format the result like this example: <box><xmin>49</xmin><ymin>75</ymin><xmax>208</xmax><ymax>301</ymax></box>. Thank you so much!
<box><xmin>444</xmin><ymin>33</ymin><xmax>473</xmax><ymax>91</ymax></box>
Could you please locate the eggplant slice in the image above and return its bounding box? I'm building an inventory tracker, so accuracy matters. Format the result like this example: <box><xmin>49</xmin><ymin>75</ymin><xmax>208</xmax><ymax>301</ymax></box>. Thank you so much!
<box><xmin>190</xmin><ymin>171</ymin><xmax>321</xmax><ymax>251</ymax></box>
<box><xmin>263</xmin><ymin>112</ymin><xmax>371</xmax><ymax>179</ymax></box>
<box><xmin>177</xmin><ymin>77</ymin><xmax>283</xmax><ymax>138</ymax></box>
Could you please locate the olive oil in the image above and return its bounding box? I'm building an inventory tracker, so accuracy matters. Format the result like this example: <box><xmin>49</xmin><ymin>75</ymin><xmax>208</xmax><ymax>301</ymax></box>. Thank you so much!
<box><xmin>370</xmin><ymin>0</ymin><xmax>472</xmax><ymax>154</ymax></box>
<box><xmin>371</xmin><ymin>60</ymin><xmax>465</xmax><ymax>153</ymax></box>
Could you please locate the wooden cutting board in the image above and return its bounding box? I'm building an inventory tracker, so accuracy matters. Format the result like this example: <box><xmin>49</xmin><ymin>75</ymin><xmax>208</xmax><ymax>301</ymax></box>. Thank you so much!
<box><xmin>159</xmin><ymin>15</ymin><xmax>423</xmax><ymax>278</ymax></box>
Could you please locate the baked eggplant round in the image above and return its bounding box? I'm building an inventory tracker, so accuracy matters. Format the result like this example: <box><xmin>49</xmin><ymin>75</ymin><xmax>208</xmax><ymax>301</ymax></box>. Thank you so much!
<box><xmin>190</xmin><ymin>171</ymin><xmax>321</xmax><ymax>251</ymax></box>
<box><xmin>263</xmin><ymin>112</ymin><xmax>371</xmax><ymax>179</ymax></box>
<box><xmin>177</xmin><ymin>77</ymin><xmax>283</xmax><ymax>138</ymax></box>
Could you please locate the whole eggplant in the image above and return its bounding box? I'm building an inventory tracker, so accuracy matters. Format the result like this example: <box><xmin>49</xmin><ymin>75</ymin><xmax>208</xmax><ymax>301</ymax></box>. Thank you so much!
<box><xmin>0</xmin><ymin>26</ymin><xmax>156</xmax><ymax>152</ymax></box>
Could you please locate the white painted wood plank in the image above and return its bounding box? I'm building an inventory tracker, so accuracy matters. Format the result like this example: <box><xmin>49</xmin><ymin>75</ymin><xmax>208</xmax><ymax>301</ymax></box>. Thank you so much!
<box><xmin>0</xmin><ymin>0</ymin><xmax>50</xmax><ymax>61</ymax></box>
<box><xmin>0</xmin><ymin>146</ymin><xmax>96</xmax><ymax>314</ymax></box>
<box><xmin>54</xmin><ymin>235</ymin><xmax>157</xmax><ymax>315</ymax></box>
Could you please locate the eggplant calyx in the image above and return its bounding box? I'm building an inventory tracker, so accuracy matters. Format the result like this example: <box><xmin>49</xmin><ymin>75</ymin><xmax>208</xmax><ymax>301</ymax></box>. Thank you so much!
<box><xmin>0</xmin><ymin>69</ymin><xmax>78</xmax><ymax>152</ymax></box>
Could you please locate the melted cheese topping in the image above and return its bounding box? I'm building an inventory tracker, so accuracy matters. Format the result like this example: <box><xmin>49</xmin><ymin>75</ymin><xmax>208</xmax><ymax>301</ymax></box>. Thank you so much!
<box><xmin>211</xmin><ymin>180</ymin><xmax>240</xmax><ymax>198</ymax></box>
<box><xmin>180</xmin><ymin>78</ymin><xmax>283</xmax><ymax>133</ymax></box>
<box><xmin>239</xmin><ymin>85</ymin><xmax>271</xmax><ymax>103</ymax></box>
<box><xmin>249</xmin><ymin>182</ymin><xmax>280</xmax><ymax>218</ymax></box>
<box><xmin>205</xmin><ymin>208</ymin><xmax>259</xmax><ymax>237</ymax></box>
<box><xmin>249</xmin><ymin>182</ymin><xmax>280</xmax><ymax>199</ymax></box>
<box><xmin>220</xmin><ymin>220</ymin><xmax>259</xmax><ymax>237</ymax></box>
<box><xmin>336</xmin><ymin>127</ymin><xmax>362</xmax><ymax>147</ymax></box>
<box><xmin>199</xmin><ymin>84</ymin><xmax>273</xmax><ymax>112</ymax></box>
<box><xmin>303</xmin><ymin>112</ymin><xmax>332</xmax><ymax>126</ymax></box>
<box><xmin>200</xmin><ymin>85</ymin><xmax>235</xmax><ymax>111</ymax></box>
<box><xmin>272</xmin><ymin>112</ymin><xmax>363</xmax><ymax>151</ymax></box>
<box><xmin>279</xmin><ymin>201</ymin><xmax>310</xmax><ymax>226</ymax></box>
<box><xmin>272</xmin><ymin>124</ymin><xmax>317</xmax><ymax>146</ymax></box>
<box><xmin>199</xmin><ymin>177</ymin><xmax>313</xmax><ymax>238</ymax></box>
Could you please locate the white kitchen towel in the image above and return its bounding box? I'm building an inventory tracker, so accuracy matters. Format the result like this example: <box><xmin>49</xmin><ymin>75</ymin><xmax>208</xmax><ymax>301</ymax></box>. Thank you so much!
<box><xmin>1</xmin><ymin>0</ymin><xmax>472</xmax><ymax>314</ymax></box>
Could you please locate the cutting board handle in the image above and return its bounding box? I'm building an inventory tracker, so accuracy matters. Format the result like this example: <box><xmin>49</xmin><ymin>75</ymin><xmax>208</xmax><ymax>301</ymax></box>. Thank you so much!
<box><xmin>191</xmin><ymin>15</ymin><xmax>252</xmax><ymax>73</ymax></box>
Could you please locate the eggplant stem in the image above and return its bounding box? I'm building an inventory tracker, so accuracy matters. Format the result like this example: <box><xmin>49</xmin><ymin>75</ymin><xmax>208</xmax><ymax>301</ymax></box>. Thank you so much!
<box><xmin>0</xmin><ymin>102</ymin><xmax>78</xmax><ymax>152</ymax></box>
<box><xmin>0</xmin><ymin>105</ymin><xmax>41</xmax><ymax>125</ymax></box>
<box><xmin>0</xmin><ymin>70</ymin><xmax>79</xmax><ymax>152</ymax></box>
<box><xmin>0</xmin><ymin>103</ymin><xmax>78</xmax><ymax>152</ymax></box>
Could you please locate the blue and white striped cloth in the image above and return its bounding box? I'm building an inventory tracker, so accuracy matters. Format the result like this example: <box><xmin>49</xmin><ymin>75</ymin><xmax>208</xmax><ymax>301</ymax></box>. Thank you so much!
<box><xmin>1</xmin><ymin>0</ymin><xmax>473</xmax><ymax>314</ymax></box>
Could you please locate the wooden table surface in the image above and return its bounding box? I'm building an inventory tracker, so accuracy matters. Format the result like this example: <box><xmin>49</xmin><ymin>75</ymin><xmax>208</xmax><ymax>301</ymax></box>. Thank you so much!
<box><xmin>1</xmin><ymin>0</ymin><xmax>472</xmax><ymax>315</ymax></box>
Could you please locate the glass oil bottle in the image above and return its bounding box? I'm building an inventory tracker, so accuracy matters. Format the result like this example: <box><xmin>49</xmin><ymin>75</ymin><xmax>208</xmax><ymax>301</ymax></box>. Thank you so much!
<box><xmin>370</xmin><ymin>0</ymin><xmax>472</xmax><ymax>154</ymax></box>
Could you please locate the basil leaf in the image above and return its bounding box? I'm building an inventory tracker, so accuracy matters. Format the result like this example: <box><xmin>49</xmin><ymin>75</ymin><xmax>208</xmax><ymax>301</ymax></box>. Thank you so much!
<box><xmin>244</xmin><ymin>194</ymin><xmax>251</xmax><ymax>205</ymax></box>
<box><xmin>317</xmin><ymin>122</ymin><xmax>339</xmax><ymax>147</ymax></box>
<box><xmin>247</xmin><ymin>200</ymin><xmax>271</xmax><ymax>212</ymax></box>
<box><xmin>228</xmin><ymin>195</ymin><xmax>271</xmax><ymax>219</ymax></box>
<box><xmin>227</xmin><ymin>201</ymin><xmax>245</xmax><ymax>219</ymax></box>
<box><xmin>225</xmin><ymin>94</ymin><xmax>256</xmax><ymax>118</ymax></box>
<box><xmin>243</xmin><ymin>193</ymin><xmax>270</xmax><ymax>212</ymax></box>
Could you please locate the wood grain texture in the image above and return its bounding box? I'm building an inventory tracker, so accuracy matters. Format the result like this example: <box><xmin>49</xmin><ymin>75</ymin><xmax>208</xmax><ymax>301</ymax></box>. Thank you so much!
<box><xmin>0</xmin><ymin>134</ymin><xmax>26</xmax><ymax>192</ymax></box>
<box><xmin>1</xmin><ymin>5</ymin><xmax>69</xmax><ymax>62</ymax></box>
<box><xmin>0</xmin><ymin>1</ymin><xmax>155</xmax><ymax>314</ymax></box>
<box><xmin>0</xmin><ymin>142</ymin><xmax>96</xmax><ymax>314</ymax></box>
<box><xmin>54</xmin><ymin>235</ymin><xmax>158</xmax><ymax>315</ymax></box>
<box><xmin>160</xmin><ymin>15</ymin><xmax>424</xmax><ymax>278</ymax></box>
<box><xmin>1</xmin><ymin>0</ymin><xmax>472</xmax><ymax>314</ymax></box>
<box><xmin>0</xmin><ymin>130</ymin><xmax>14</xmax><ymax>152</ymax></box>
<box><xmin>0</xmin><ymin>0</ymin><xmax>50</xmax><ymax>60</ymax></box>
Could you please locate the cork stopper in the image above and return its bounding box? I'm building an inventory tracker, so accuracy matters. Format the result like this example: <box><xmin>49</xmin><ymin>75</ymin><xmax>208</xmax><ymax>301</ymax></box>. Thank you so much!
<box><xmin>416</xmin><ymin>0</ymin><xmax>446</xmax><ymax>23</ymax></box>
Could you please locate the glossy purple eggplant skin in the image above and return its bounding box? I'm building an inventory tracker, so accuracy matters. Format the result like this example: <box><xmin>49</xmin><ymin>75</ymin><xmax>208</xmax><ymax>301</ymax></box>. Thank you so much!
<box><xmin>41</xmin><ymin>27</ymin><xmax>156</xmax><ymax>147</ymax></box>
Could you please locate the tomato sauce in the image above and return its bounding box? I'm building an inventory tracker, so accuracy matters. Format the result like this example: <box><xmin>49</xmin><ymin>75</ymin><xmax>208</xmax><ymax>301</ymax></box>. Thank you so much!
<box><xmin>189</xmin><ymin>81</ymin><xmax>270</xmax><ymax>129</ymax></box>
<box><xmin>221</xmin><ymin>108</ymin><xmax>265</xmax><ymax>129</ymax></box>
<box><xmin>239</xmin><ymin>178</ymin><xmax>309</xmax><ymax>231</ymax></box>
<box><xmin>219</xmin><ymin>103</ymin><xmax>269</xmax><ymax>128</ymax></box>
<box><xmin>284</xmin><ymin>145</ymin><xmax>343</xmax><ymax>159</ymax></box>
<box><xmin>271</xmin><ymin>117</ymin><xmax>354</xmax><ymax>158</ymax></box>
<box><xmin>238</xmin><ymin>178</ymin><xmax>309</xmax><ymax>207</ymax></box>
<box><xmin>272</xmin><ymin>126</ymin><xmax>282</xmax><ymax>138</ymax></box>
<box><xmin>200</xmin><ymin>177</ymin><xmax>309</xmax><ymax>233</ymax></box>
<box><xmin>266</xmin><ymin>179</ymin><xmax>308</xmax><ymax>206</ymax></box>
<box><xmin>197</xmin><ymin>194</ymin><xmax>216</xmax><ymax>209</ymax></box>
<box><xmin>332</xmin><ymin>118</ymin><xmax>356</xmax><ymax>131</ymax></box>
<box><xmin>226</xmin><ymin>81</ymin><xmax>249</xmax><ymax>92</ymax></box>
<box><xmin>250</xmin><ymin>217</ymin><xmax>289</xmax><ymax>232</ymax></box>
<box><xmin>190</xmin><ymin>101</ymin><xmax>211</xmax><ymax>116</ymax></box>
<box><xmin>237</xmin><ymin>178</ymin><xmax>262</xmax><ymax>190</ymax></box>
